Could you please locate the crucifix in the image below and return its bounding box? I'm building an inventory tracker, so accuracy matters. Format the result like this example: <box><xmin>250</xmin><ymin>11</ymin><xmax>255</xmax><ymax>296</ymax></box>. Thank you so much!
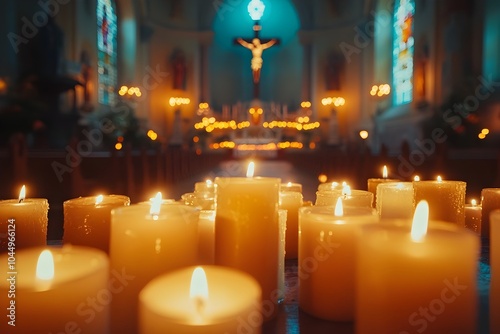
<box><xmin>234</xmin><ymin>0</ymin><xmax>280</xmax><ymax>99</ymax></box>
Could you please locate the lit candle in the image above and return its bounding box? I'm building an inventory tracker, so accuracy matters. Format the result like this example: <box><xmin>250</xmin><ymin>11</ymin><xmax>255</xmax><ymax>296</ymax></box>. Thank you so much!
<box><xmin>464</xmin><ymin>199</ymin><xmax>481</xmax><ymax>234</ymax></box>
<box><xmin>279</xmin><ymin>190</ymin><xmax>303</xmax><ymax>259</ymax></box>
<box><xmin>480</xmin><ymin>188</ymin><xmax>500</xmax><ymax>238</ymax></box>
<box><xmin>63</xmin><ymin>194</ymin><xmax>130</xmax><ymax>253</ymax></box>
<box><xmin>315</xmin><ymin>185</ymin><xmax>373</xmax><ymax>208</ymax></box>
<box><xmin>281</xmin><ymin>181</ymin><xmax>303</xmax><ymax>193</ymax></box>
<box><xmin>0</xmin><ymin>185</ymin><xmax>48</xmax><ymax>252</ymax></box>
<box><xmin>356</xmin><ymin>201</ymin><xmax>479</xmax><ymax>334</ymax></box>
<box><xmin>214</xmin><ymin>161</ymin><xmax>280</xmax><ymax>321</ymax></box>
<box><xmin>181</xmin><ymin>192</ymin><xmax>215</xmax><ymax>210</ymax></box>
<box><xmin>0</xmin><ymin>245</ymin><xmax>109</xmax><ymax>333</ymax></box>
<box><xmin>367</xmin><ymin>165</ymin><xmax>400</xmax><ymax>208</ymax></box>
<box><xmin>491</xmin><ymin>209</ymin><xmax>500</xmax><ymax>334</ymax></box>
<box><xmin>317</xmin><ymin>181</ymin><xmax>345</xmax><ymax>192</ymax></box>
<box><xmin>195</xmin><ymin>179</ymin><xmax>215</xmax><ymax>194</ymax></box>
<box><xmin>139</xmin><ymin>266</ymin><xmax>262</xmax><ymax>333</ymax></box>
<box><xmin>376</xmin><ymin>182</ymin><xmax>414</xmax><ymax>219</ymax></box>
<box><xmin>413</xmin><ymin>176</ymin><xmax>466</xmax><ymax>226</ymax></box>
<box><xmin>299</xmin><ymin>199</ymin><xmax>377</xmax><ymax>321</ymax></box>
<box><xmin>109</xmin><ymin>195</ymin><xmax>200</xmax><ymax>334</ymax></box>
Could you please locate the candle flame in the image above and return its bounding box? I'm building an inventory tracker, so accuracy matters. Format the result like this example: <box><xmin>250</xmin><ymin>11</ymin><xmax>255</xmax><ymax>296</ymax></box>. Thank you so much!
<box><xmin>150</xmin><ymin>192</ymin><xmax>162</xmax><ymax>217</ymax></box>
<box><xmin>334</xmin><ymin>197</ymin><xmax>344</xmax><ymax>216</ymax></box>
<box><xmin>206</xmin><ymin>179</ymin><xmax>212</xmax><ymax>186</ymax></box>
<box><xmin>437</xmin><ymin>175</ymin><xmax>442</xmax><ymax>182</ymax></box>
<box><xmin>471</xmin><ymin>199</ymin><xmax>477</xmax><ymax>206</ymax></box>
<box><xmin>287</xmin><ymin>182</ymin><xmax>292</xmax><ymax>187</ymax></box>
<box><xmin>411</xmin><ymin>200</ymin><xmax>429</xmax><ymax>242</ymax></box>
<box><xmin>18</xmin><ymin>185</ymin><xmax>26</xmax><ymax>203</ymax></box>
<box><xmin>382</xmin><ymin>165</ymin><xmax>388</xmax><ymax>179</ymax></box>
<box><xmin>36</xmin><ymin>250</ymin><xmax>54</xmax><ymax>280</ymax></box>
<box><xmin>190</xmin><ymin>267</ymin><xmax>209</xmax><ymax>313</ymax></box>
<box><xmin>414</xmin><ymin>175</ymin><xmax>420</xmax><ymax>182</ymax></box>
<box><xmin>246</xmin><ymin>161</ymin><xmax>255</xmax><ymax>178</ymax></box>
<box><xmin>342</xmin><ymin>184</ymin><xmax>351</xmax><ymax>196</ymax></box>
<box><xmin>95</xmin><ymin>194</ymin><xmax>104</xmax><ymax>205</ymax></box>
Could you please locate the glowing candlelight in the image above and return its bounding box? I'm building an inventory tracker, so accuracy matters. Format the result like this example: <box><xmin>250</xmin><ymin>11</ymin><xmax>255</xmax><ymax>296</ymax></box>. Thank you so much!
<box><xmin>246</xmin><ymin>161</ymin><xmax>255</xmax><ymax>178</ymax></box>
<box><xmin>95</xmin><ymin>194</ymin><xmax>104</xmax><ymax>205</ymax></box>
<box><xmin>36</xmin><ymin>250</ymin><xmax>54</xmax><ymax>281</ymax></box>
<box><xmin>411</xmin><ymin>200</ymin><xmax>429</xmax><ymax>242</ymax></box>
<box><xmin>382</xmin><ymin>166</ymin><xmax>388</xmax><ymax>179</ymax></box>
<box><xmin>334</xmin><ymin>198</ymin><xmax>343</xmax><ymax>216</ymax></box>
<box><xmin>19</xmin><ymin>185</ymin><xmax>26</xmax><ymax>203</ymax></box>
<box><xmin>150</xmin><ymin>192</ymin><xmax>162</xmax><ymax>218</ymax></box>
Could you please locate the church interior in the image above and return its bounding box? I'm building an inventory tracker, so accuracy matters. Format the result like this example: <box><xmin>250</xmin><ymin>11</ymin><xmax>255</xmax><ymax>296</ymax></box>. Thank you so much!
<box><xmin>0</xmin><ymin>0</ymin><xmax>499</xmax><ymax>333</ymax></box>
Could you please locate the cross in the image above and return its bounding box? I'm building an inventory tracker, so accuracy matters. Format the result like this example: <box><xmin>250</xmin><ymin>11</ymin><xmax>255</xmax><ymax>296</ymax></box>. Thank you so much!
<box><xmin>234</xmin><ymin>21</ymin><xmax>280</xmax><ymax>99</ymax></box>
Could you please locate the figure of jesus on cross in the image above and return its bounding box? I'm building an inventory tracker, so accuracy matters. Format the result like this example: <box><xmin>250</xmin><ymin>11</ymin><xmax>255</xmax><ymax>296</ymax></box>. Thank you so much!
<box><xmin>236</xmin><ymin>37</ymin><xmax>277</xmax><ymax>84</ymax></box>
<box><xmin>234</xmin><ymin>0</ymin><xmax>280</xmax><ymax>98</ymax></box>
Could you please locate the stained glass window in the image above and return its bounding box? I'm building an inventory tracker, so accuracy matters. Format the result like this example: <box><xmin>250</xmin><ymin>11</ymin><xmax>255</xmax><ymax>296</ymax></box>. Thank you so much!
<box><xmin>392</xmin><ymin>0</ymin><xmax>415</xmax><ymax>105</ymax></box>
<box><xmin>97</xmin><ymin>0</ymin><xmax>118</xmax><ymax>106</ymax></box>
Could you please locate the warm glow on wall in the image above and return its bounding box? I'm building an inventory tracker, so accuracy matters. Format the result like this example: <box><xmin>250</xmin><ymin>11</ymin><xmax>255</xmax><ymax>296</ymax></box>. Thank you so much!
<box><xmin>169</xmin><ymin>97</ymin><xmax>191</xmax><ymax>107</ymax></box>
<box><xmin>370</xmin><ymin>84</ymin><xmax>391</xmax><ymax>97</ymax></box>
<box><xmin>321</xmin><ymin>97</ymin><xmax>345</xmax><ymax>107</ymax></box>
<box><xmin>119</xmin><ymin>85</ymin><xmax>142</xmax><ymax>97</ymax></box>
<box><xmin>300</xmin><ymin>101</ymin><xmax>312</xmax><ymax>108</ymax></box>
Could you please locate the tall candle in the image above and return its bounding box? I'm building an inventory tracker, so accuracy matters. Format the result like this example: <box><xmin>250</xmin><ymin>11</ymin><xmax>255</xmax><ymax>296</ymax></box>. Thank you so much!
<box><xmin>139</xmin><ymin>266</ymin><xmax>262</xmax><ymax>334</ymax></box>
<box><xmin>464</xmin><ymin>199</ymin><xmax>481</xmax><ymax>235</ymax></box>
<box><xmin>0</xmin><ymin>185</ymin><xmax>48</xmax><ymax>252</ymax></box>
<box><xmin>299</xmin><ymin>200</ymin><xmax>377</xmax><ymax>321</ymax></box>
<box><xmin>356</xmin><ymin>201</ymin><xmax>479</xmax><ymax>334</ymax></box>
<box><xmin>278</xmin><ymin>209</ymin><xmax>287</xmax><ymax>302</ymax></box>
<box><xmin>109</xmin><ymin>201</ymin><xmax>200</xmax><ymax>334</ymax></box>
<box><xmin>198</xmin><ymin>209</ymin><xmax>215</xmax><ymax>265</ymax></box>
<box><xmin>63</xmin><ymin>194</ymin><xmax>130</xmax><ymax>253</ymax></box>
<box><xmin>367</xmin><ymin>165</ymin><xmax>400</xmax><ymax>208</ymax></box>
<box><xmin>413</xmin><ymin>177</ymin><xmax>466</xmax><ymax>226</ymax></box>
<box><xmin>491</xmin><ymin>209</ymin><xmax>500</xmax><ymax>334</ymax></box>
<box><xmin>480</xmin><ymin>188</ymin><xmax>500</xmax><ymax>238</ymax></box>
<box><xmin>376</xmin><ymin>182</ymin><xmax>414</xmax><ymax>219</ymax></box>
<box><xmin>214</xmin><ymin>163</ymin><xmax>280</xmax><ymax>321</ymax></box>
<box><xmin>0</xmin><ymin>245</ymin><xmax>109</xmax><ymax>333</ymax></box>
<box><xmin>279</xmin><ymin>190</ymin><xmax>303</xmax><ymax>259</ymax></box>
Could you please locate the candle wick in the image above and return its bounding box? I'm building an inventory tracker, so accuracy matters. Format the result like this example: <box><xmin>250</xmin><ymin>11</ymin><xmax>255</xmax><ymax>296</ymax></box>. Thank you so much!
<box><xmin>18</xmin><ymin>198</ymin><xmax>24</xmax><ymax>203</ymax></box>
<box><xmin>195</xmin><ymin>296</ymin><xmax>206</xmax><ymax>316</ymax></box>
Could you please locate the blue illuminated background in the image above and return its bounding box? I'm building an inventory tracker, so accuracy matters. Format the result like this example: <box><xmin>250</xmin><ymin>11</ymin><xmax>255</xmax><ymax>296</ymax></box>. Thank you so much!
<box><xmin>209</xmin><ymin>0</ymin><xmax>302</xmax><ymax>110</ymax></box>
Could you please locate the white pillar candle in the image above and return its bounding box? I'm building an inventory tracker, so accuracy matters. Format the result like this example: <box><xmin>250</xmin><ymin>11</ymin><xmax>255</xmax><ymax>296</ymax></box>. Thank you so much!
<box><xmin>278</xmin><ymin>209</ymin><xmax>287</xmax><ymax>303</ymax></box>
<box><xmin>139</xmin><ymin>266</ymin><xmax>262</xmax><ymax>334</ymax></box>
<box><xmin>299</xmin><ymin>201</ymin><xmax>377</xmax><ymax>321</ymax></box>
<box><xmin>413</xmin><ymin>178</ymin><xmax>466</xmax><ymax>226</ymax></box>
<box><xmin>315</xmin><ymin>189</ymin><xmax>373</xmax><ymax>208</ymax></box>
<box><xmin>214</xmin><ymin>174</ymin><xmax>280</xmax><ymax>321</ymax></box>
<box><xmin>0</xmin><ymin>245</ymin><xmax>108</xmax><ymax>333</ymax></box>
<box><xmin>281</xmin><ymin>182</ymin><xmax>302</xmax><ymax>193</ymax></box>
<box><xmin>197</xmin><ymin>209</ymin><xmax>215</xmax><ymax>265</ymax></box>
<box><xmin>481</xmin><ymin>188</ymin><xmax>500</xmax><ymax>238</ymax></box>
<box><xmin>356</xmin><ymin>201</ymin><xmax>479</xmax><ymax>334</ymax></box>
<box><xmin>376</xmin><ymin>182</ymin><xmax>414</xmax><ymax>219</ymax></box>
<box><xmin>279</xmin><ymin>191</ymin><xmax>303</xmax><ymax>259</ymax></box>
<box><xmin>63</xmin><ymin>194</ymin><xmax>130</xmax><ymax>253</ymax></box>
<box><xmin>491</xmin><ymin>209</ymin><xmax>500</xmax><ymax>334</ymax></box>
<box><xmin>0</xmin><ymin>185</ymin><xmax>48</xmax><ymax>252</ymax></box>
<box><xmin>367</xmin><ymin>166</ymin><xmax>400</xmax><ymax>208</ymax></box>
<box><xmin>464</xmin><ymin>199</ymin><xmax>481</xmax><ymax>235</ymax></box>
<box><xmin>109</xmin><ymin>202</ymin><xmax>200</xmax><ymax>334</ymax></box>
